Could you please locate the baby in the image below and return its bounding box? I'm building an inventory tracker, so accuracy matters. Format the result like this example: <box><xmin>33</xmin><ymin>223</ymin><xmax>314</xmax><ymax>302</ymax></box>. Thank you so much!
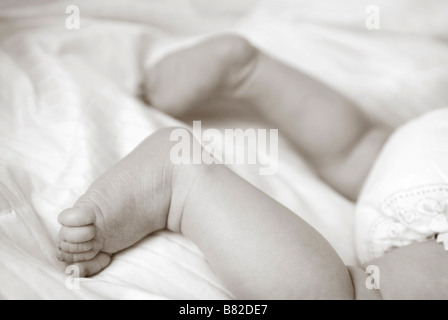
<box><xmin>55</xmin><ymin>35</ymin><xmax>448</xmax><ymax>300</ymax></box>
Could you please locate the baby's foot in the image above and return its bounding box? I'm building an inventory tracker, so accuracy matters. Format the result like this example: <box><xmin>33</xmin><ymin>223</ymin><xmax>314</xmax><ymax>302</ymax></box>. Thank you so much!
<box><xmin>56</xmin><ymin>128</ymin><xmax>199</xmax><ymax>277</ymax></box>
<box><xmin>145</xmin><ymin>34</ymin><xmax>258</xmax><ymax>116</ymax></box>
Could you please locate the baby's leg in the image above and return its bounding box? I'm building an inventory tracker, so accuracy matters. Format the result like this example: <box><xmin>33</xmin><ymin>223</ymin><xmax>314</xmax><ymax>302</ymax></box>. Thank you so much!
<box><xmin>57</xmin><ymin>128</ymin><xmax>355</xmax><ymax>299</ymax></box>
<box><xmin>180</xmin><ymin>155</ymin><xmax>354</xmax><ymax>300</ymax></box>
<box><xmin>145</xmin><ymin>35</ymin><xmax>390</xmax><ymax>200</ymax></box>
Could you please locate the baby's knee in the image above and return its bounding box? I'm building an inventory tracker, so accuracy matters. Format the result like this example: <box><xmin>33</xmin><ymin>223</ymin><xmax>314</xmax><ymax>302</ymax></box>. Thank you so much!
<box><xmin>147</xmin><ymin>127</ymin><xmax>194</xmax><ymax>150</ymax></box>
<box><xmin>207</xmin><ymin>34</ymin><xmax>258</xmax><ymax>64</ymax></box>
<box><xmin>146</xmin><ymin>127</ymin><xmax>205</xmax><ymax>167</ymax></box>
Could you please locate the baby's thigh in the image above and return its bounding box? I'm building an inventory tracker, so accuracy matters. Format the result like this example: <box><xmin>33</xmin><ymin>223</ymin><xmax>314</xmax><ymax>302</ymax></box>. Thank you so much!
<box><xmin>368</xmin><ymin>240</ymin><xmax>448</xmax><ymax>300</ymax></box>
<box><xmin>356</xmin><ymin>108</ymin><xmax>448</xmax><ymax>263</ymax></box>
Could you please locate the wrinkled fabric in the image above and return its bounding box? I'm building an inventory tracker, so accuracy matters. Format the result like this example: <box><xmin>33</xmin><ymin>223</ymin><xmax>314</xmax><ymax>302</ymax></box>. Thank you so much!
<box><xmin>0</xmin><ymin>0</ymin><xmax>447</xmax><ymax>299</ymax></box>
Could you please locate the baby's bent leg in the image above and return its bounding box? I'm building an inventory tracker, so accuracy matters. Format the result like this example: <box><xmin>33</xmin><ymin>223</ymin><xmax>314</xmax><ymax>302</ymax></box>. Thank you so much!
<box><xmin>145</xmin><ymin>35</ymin><xmax>390</xmax><ymax>200</ymax></box>
<box><xmin>178</xmin><ymin>156</ymin><xmax>354</xmax><ymax>299</ymax></box>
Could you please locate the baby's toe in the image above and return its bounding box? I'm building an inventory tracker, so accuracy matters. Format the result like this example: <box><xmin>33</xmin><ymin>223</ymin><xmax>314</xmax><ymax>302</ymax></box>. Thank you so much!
<box><xmin>56</xmin><ymin>248</ymin><xmax>99</xmax><ymax>263</ymax></box>
<box><xmin>59</xmin><ymin>225</ymin><xmax>96</xmax><ymax>244</ymax></box>
<box><xmin>58</xmin><ymin>208</ymin><xmax>95</xmax><ymax>227</ymax></box>
<box><xmin>58</xmin><ymin>240</ymin><xmax>95</xmax><ymax>254</ymax></box>
<box><xmin>74</xmin><ymin>253</ymin><xmax>112</xmax><ymax>277</ymax></box>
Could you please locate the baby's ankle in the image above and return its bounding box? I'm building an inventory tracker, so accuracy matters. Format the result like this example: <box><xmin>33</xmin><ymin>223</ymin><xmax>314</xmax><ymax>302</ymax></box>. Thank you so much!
<box><xmin>160</xmin><ymin>128</ymin><xmax>213</xmax><ymax>233</ymax></box>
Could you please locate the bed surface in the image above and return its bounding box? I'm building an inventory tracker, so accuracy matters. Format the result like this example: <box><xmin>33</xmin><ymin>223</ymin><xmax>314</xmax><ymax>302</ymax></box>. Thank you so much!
<box><xmin>1</xmin><ymin>0</ymin><xmax>447</xmax><ymax>299</ymax></box>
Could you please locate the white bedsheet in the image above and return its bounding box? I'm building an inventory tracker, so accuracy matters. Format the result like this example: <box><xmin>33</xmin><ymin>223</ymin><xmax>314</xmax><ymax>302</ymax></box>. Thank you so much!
<box><xmin>1</xmin><ymin>0</ymin><xmax>447</xmax><ymax>300</ymax></box>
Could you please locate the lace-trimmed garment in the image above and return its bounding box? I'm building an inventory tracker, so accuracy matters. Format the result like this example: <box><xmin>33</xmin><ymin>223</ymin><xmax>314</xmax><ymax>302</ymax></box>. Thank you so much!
<box><xmin>356</xmin><ymin>108</ymin><xmax>448</xmax><ymax>263</ymax></box>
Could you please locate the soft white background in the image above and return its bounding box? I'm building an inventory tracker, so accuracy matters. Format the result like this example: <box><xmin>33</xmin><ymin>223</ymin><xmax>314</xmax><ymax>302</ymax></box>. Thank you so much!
<box><xmin>0</xmin><ymin>0</ymin><xmax>447</xmax><ymax>299</ymax></box>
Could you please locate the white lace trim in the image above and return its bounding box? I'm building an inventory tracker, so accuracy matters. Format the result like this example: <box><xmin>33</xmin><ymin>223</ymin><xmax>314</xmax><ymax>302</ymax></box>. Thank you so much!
<box><xmin>367</xmin><ymin>184</ymin><xmax>448</xmax><ymax>260</ymax></box>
